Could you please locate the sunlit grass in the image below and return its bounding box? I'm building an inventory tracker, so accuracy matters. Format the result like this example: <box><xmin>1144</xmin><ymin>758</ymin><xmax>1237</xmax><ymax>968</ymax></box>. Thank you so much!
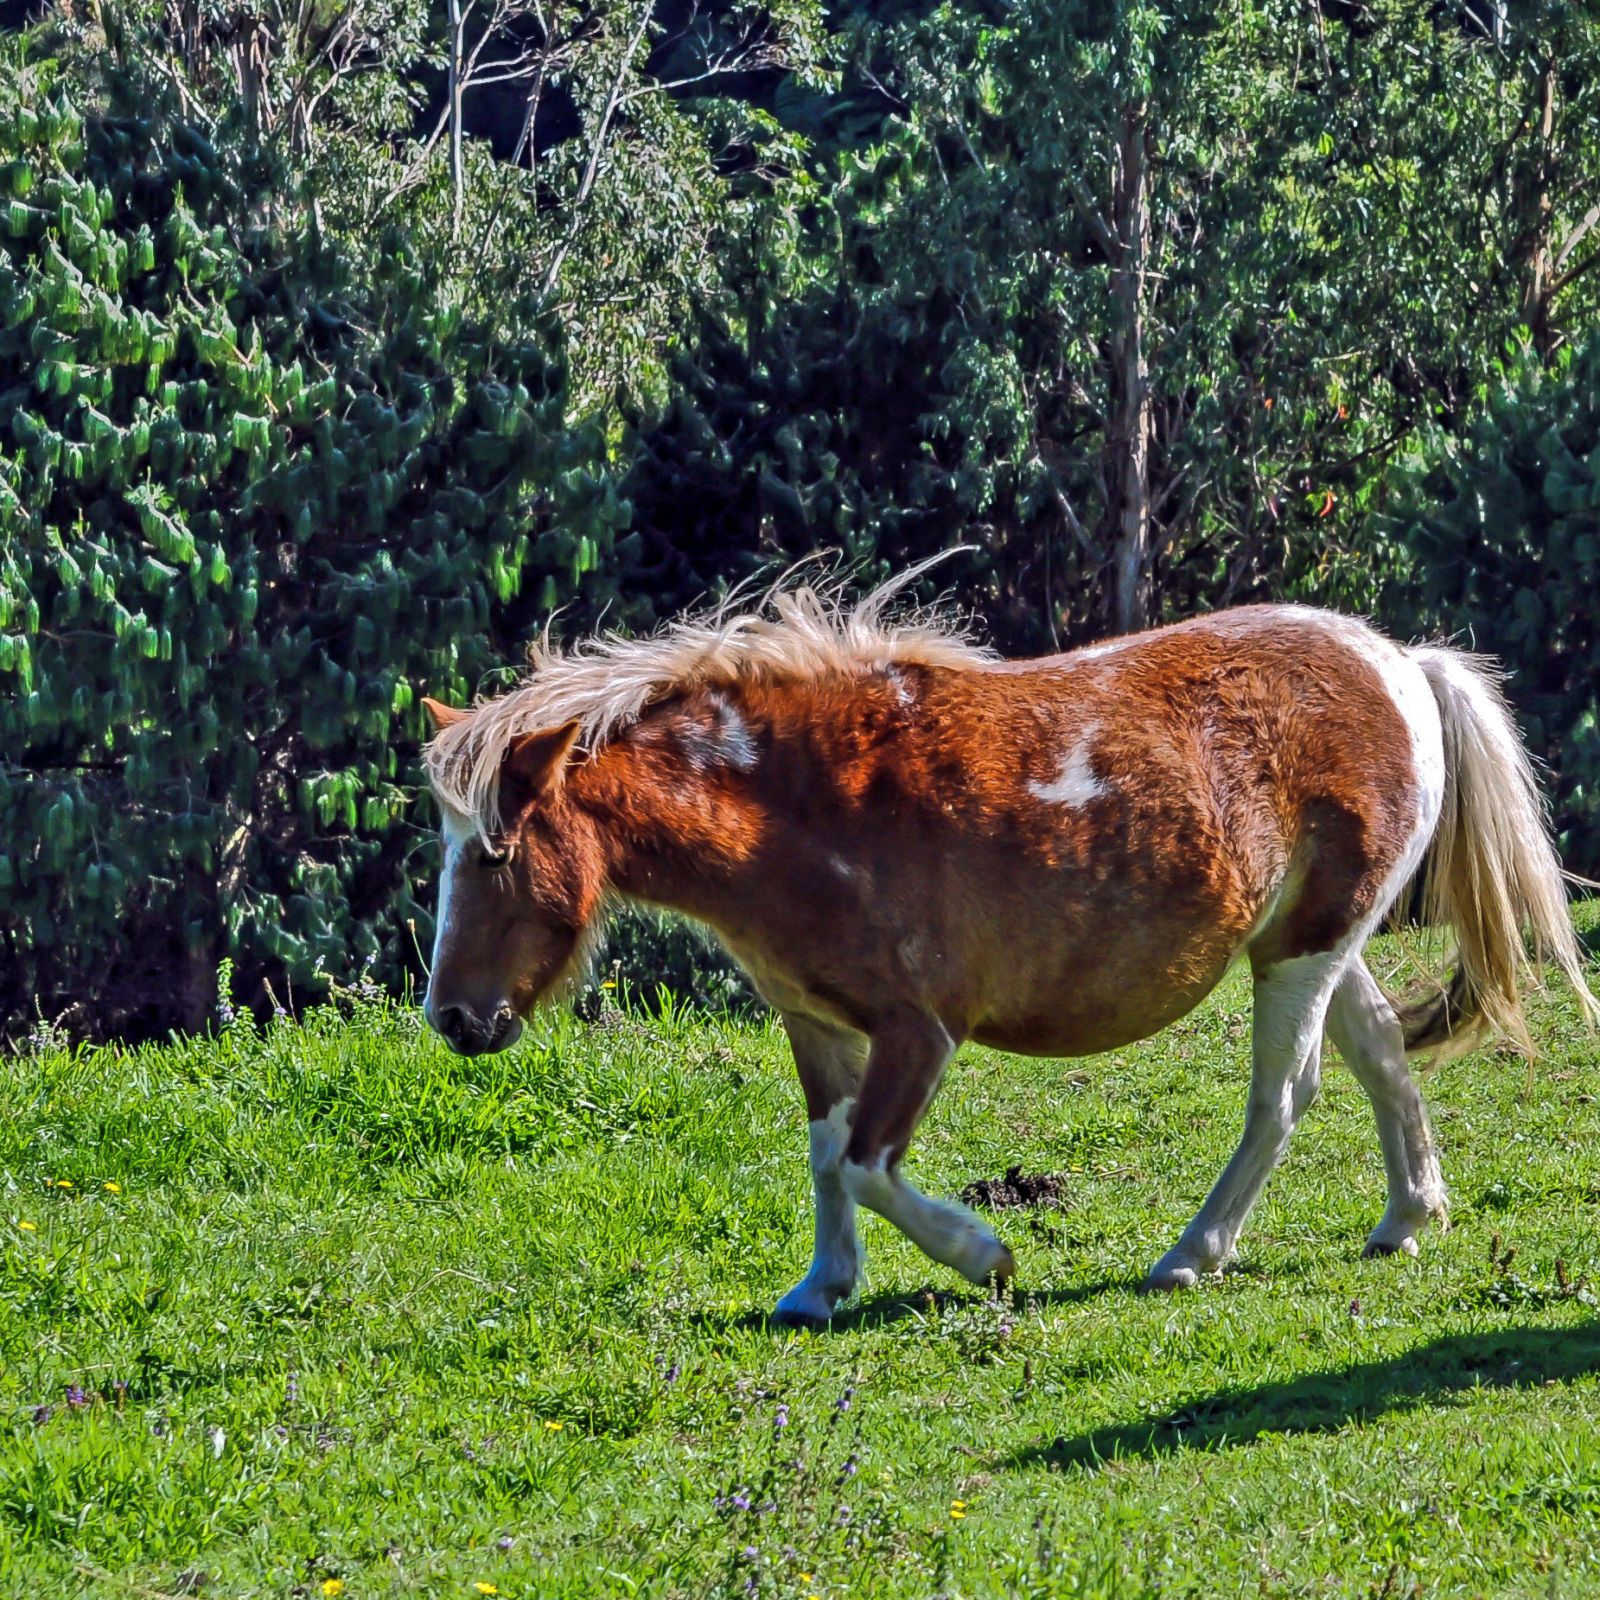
<box><xmin>3</xmin><ymin>908</ymin><xmax>1599</xmax><ymax>1597</ymax></box>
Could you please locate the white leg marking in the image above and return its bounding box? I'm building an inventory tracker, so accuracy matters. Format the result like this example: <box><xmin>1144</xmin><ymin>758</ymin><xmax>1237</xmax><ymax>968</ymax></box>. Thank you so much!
<box><xmin>1147</xmin><ymin>951</ymin><xmax>1343</xmax><ymax>1290</ymax></box>
<box><xmin>1029</xmin><ymin>729</ymin><xmax>1111</xmax><ymax>808</ymax></box>
<box><xmin>1328</xmin><ymin>960</ymin><xmax>1447</xmax><ymax>1257</ymax></box>
<box><xmin>840</xmin><ymin>1157</ymin><xmax>1013</xmax><ymax>1285</ymax></box>
<box><xmin>773</xmin><ymin>1099</ymin><xmax>863</xmax><ymax>1324</ymax></box>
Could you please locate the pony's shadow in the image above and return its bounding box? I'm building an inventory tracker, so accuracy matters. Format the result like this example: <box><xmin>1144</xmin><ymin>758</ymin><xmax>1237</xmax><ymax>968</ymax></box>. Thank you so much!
<box><xmin>703</xmin><ymin>1277</ymin><xmax>1139</xmax><ymax>1336</ymax></box>
<box><xmin>1010</xmin><ymin>1319</ymin><xmax>1600</xmax><ymax>1473</ymax></box>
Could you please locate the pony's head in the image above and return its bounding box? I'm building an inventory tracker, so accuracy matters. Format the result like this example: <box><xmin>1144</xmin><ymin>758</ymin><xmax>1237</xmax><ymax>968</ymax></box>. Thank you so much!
<box><xmin>420</xmin><ymin>699</ymin><xmax>604</xmax><ymax>1055</ymax></box>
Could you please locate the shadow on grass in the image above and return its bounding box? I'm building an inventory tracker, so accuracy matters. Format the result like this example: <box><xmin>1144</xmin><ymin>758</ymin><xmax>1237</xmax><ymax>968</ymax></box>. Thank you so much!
<box><xmin>702</xmin><ymin>1277</ymin><xmax>1141</xmax><ymax>1335</ymax></box>
<box><xmin>1011</xmin><ymin>1319</ymin><xmax>1600</xmax><ymax>1473</ymax></box>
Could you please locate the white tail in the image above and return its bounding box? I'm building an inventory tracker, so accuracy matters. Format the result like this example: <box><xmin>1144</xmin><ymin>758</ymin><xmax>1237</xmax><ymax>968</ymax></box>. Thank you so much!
<box><xmin>1399</xmin><ymin>645</ymin><xmax>1598</xmax><ymax>1054</ymax></box>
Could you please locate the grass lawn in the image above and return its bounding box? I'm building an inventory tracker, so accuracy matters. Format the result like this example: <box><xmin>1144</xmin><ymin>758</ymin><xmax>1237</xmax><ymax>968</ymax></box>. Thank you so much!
<box><xmin>4</xmin><ymin>910</ymin><xmax>1600</xmax><ymax>1599</ymax></box>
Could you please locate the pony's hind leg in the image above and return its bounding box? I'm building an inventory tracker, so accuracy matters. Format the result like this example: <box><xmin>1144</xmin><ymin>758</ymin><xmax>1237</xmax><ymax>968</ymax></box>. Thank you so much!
<box><xmin>839</xmin><ymin>1010</ymin><xmax>1015</xmax><ymax>1286</ymax></box>
<box><xmin>1146</xmin><ymin>951</ymin><xmax>1345</xmax><ymax>1290</ymax></box>
<box><xmin>1326</xmin><ymin>958</ymin><xmax>1448</xmax><ymax>1257</ymax></box>
<box><xmin>772</xmin><ymin>1014</ymin><xmax>870</xmax><ymax>1327</ymax></box>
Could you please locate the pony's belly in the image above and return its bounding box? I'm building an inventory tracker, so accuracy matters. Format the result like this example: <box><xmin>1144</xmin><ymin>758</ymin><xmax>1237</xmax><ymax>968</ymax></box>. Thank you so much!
<box><xmin>973</xmin><ymin>1005</ymin><xmax>1184</xmax><ymax>1059</ymax></box>
<box><xmin>969</xmin><ymin>959</ymin><xmax>1233</xmax><ymax>1058</ymax></box>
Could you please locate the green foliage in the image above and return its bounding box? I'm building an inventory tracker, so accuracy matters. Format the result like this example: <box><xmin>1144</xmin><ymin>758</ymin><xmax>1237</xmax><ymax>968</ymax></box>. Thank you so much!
<box><xmin>626</xmin><ymin>0</ymin><xmax>1600</xmax><ymax>649</ymax></box>
<box><xmin>1382</xmin><ymin>334</ymin><xmax>1600</xmax><ymax>874</ymax></box>
<box><xmin>2</xmin><ymin>922</ymin><xmax>1599</xmax><ymax>1592</ymax></box>
<box><xmin>59</xmin><ymin>0</ymin><xmax>832</xmax><ymax>414</ymax></box>
<box><xmin>8</xmin><ymin>0</ymin><xmax>1600</xmax><ymax>1030</ymax></box>
<box><xmin>0</xmin><ymin>68</ymin><xmax>629</xmax><ymax>1036</ymax></box>
<box><xmin>599</xmin><ymin>905</ymin><xmax>756</xmax><ymax>1014</ymax></box>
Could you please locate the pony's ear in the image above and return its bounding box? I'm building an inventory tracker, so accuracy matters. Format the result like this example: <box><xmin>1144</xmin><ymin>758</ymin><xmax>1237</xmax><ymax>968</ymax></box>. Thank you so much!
<box><xmin>503</xmin><ymin>721</ymin><xmax>582</xmax><ymax>796</ymax></box>
<box><xmin>422</xmin><ymin>696</ymin><xmax>469</xmax><ymax>732</ymax></box>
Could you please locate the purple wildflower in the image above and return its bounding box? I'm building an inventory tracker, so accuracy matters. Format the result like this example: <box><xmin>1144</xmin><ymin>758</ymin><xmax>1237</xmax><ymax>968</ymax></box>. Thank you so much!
<box><xmin>741</xmin><ymin>1546</ymin><xmax>759</xmax><ymax>1562</ymax></box>
<box><xmin>65</xmin><ymin>1385</ymin><xmax>88</xmax><ymax>1410</ymax></box>
<box><xmin>496</xmin><ymin>1536</ymin><xmax>514</xmax><ymax>1553</ymax></box>
<box><xmin>663</xmin><ymin>1362</ymin><xmax>680</xmax><ymax>1386</ymax></box>
<box><xmin>835</xmin><ymin>1385</ymin><xmax>854</xmax><ymax>1413</ymax></box>
<box><xmin>32</xmin><ymin>1404</ymin><xmax>51</xmax><ymax>1426</ymax></box>
<box><xmin>732</xmin><ymin>1492</ymin><xmax>752</xmax><ymax>1512</ymax></box>
<box><xmin>773</xmin><ymin>1404</ymin><xmax>789</xmax><ymax>1431</ymax></box>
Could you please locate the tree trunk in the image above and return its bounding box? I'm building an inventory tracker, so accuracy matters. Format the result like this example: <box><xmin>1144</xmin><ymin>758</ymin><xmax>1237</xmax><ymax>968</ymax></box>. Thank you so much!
<box><xmin>448</xmin><ymin>0</ymin><xmax>466</xmax><ymax>240</ymax></box>
<box><xmin>1107</xmin><ymin>98</ymin><xmax>1154</xmax><ymax>635</ymax></box>
<box><xmin>1515</xmin><ymin>54</ymin><xmax>1558</xmax><ymax>357</ymax></box>
<box><xmin>180</xmin><ymin>858</ymin><xmax>219</xmax><ymax>1034</ymax></box>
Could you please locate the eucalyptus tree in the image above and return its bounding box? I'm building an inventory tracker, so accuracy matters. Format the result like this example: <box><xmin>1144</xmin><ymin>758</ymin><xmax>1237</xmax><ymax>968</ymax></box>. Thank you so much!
<box><xmin>51</xmin><ymin>0</ymin><xmax>831</xmax><ymax>411</ymax></box>
<box><xmin>627</xmin><ymin>0</ymin><xmax>1600</xmax><ymax>645</ymax></box>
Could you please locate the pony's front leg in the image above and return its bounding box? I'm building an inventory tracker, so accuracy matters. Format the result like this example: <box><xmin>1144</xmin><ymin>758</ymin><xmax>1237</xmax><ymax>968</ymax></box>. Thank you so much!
<box><xmin>839</xmin><ymin>1010</ymin><xmax>1016</xmax><ymax>1286</ymax></box>
<box><xmin>772</xmin><ymin>1015</ymin><xmax>870</xmax><ymax>1327</ymax></box>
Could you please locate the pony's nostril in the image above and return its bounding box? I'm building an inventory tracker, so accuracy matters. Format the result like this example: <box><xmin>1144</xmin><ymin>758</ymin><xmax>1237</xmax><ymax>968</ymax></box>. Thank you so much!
<box><xmin>435</xmin><ymin>1003</ymin><xmax>470</xmax><ymax>1046</ymax></box>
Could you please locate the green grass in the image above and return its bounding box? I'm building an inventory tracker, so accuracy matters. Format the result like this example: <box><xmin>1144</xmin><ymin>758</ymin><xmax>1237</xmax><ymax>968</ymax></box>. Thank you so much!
<box><xmin>4</xmin><ymin>913</ymin><xmax>1600</xmax><ymax>1599</ymax></box>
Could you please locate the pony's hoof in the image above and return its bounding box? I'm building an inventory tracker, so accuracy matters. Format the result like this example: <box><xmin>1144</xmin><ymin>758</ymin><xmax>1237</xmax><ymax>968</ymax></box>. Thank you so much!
<box><xmin>1361</xmin><ymin>1233</ymin><xmax>1421</xmax><ymax>1260</ymax></box>
<box><xmin>769</xmin><ymin>1304</ymin><xmax>831</xmax><ymax>1331</ymax></box>
<box><xmin>1142</xmin><ymin>1256</ymin><xmax>1202</xmax><ymax>1292</ymax></box>
<box><xmin>770</xmin><ymin>1282</ymin><xmax>846</xmax><ymax>1329</ymax></box>
<box><xmin>958</xmin><ymin>1236</ymin><xmax>1015</xmax><ymax>1286</ymax></box>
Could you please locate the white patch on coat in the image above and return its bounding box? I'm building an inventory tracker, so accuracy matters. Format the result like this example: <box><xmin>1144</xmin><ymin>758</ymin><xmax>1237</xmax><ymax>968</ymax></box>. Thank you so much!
<box><xmin>677</xmin><ymin>694</ymin><xmax>760</xmax><ymax>773</ymax></box>
<box><xmin>1029</xmin><ymin>729</ymin><xmax>1111</xmax><ymax>808</ymax></box>
<box><xmin>712</xmin><ymin>698</ymin><xmax>760</xmax><ymax>770</ymax></box>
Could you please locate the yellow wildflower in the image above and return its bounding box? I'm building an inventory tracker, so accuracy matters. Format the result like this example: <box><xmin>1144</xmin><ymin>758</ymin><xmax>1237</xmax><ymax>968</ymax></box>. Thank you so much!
<box><xmin>798</xmin><ymin>1577</ymin><xmax>812</xmax><ymax>1585</ymax></box>
<box><xmin>55</xmin><ymin>1180</ymin><xmax>73</xmax><ymax>1189</ymax></box>
<box><xmin>18</xmin><ymin>1220</ymin><xmax>36</xmax><ymax>1232</ymax></box>
<box><xmin>474</xmin><ymin>1586</ymin><xmax>500</xmax><ymax>1596</ymax></box>
<box><xmin>103</xmin><ymin>1182</ymin><xmax>121</xmax><ymax>1193</ymax></box>
<box><xmin>320</xmin><ymin>1581</ymin><xmax>345</xmax><ymax>1597</ymax></box>
<box><xmin>950</xmin><ymin>1500</ymin><xmax>967</xmax><ymax>1511</ymax></box>
<box><xmin>543</xmin><ymin>1420</ymin><xmax>564</xmax><ymax>1431</ymax></box>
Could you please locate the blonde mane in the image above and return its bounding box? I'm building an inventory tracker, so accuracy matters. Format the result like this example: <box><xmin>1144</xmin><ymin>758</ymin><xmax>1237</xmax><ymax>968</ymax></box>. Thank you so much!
<box><xmin>424</xmin><ymin>556</ymin><xmax>991</xmax><ymax>831</ymax></box>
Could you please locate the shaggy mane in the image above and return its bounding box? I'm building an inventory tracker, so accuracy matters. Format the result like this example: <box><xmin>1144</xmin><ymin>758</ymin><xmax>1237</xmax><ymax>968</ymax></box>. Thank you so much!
<box><xmin>424</xmin><ymin>556</ymin><xmax>990</xmax><ymax>832</ymax></box>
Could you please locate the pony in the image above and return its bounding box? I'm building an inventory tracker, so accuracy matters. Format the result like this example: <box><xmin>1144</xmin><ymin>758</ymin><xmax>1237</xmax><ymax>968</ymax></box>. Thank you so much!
<box><xmin>418</xmin><ymin>566</ymin><xmax>1596</xmax><ymax>1322</ymax></box>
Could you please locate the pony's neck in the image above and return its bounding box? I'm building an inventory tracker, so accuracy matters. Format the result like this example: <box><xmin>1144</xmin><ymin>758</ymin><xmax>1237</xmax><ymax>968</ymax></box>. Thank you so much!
<box><xmin>569</xmin><ymin>704</ymin><xmax>765</xmax><ymax>920</ymax></box>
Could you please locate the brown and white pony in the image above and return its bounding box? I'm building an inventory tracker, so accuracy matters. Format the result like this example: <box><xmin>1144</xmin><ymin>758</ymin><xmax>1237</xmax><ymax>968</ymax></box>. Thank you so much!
<box><xmin>419</xmin><ymin>567</ymin><xmax>1596</xmax><ymax>1321</ymax></box>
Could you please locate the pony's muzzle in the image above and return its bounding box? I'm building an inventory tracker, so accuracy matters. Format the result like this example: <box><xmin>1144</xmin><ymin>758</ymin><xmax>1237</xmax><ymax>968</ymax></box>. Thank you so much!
<box><xmin>428</xmin><ymin>1000</ymin><xmax>523</xmax><ymax>1056</ymax></box>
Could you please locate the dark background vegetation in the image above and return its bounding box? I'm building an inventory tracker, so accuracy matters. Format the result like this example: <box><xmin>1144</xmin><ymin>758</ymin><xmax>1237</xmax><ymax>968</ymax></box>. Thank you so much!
<box><xmin>2</xmin><ymin>0</ymin><xmax>1597</xmax><ymax>1039</ymax></box>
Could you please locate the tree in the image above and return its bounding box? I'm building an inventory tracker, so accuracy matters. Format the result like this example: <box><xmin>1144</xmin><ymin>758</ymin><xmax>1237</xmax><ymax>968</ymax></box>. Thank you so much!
<box><xmin>626</xmin><ymin>0</ymin><xmax>1600</xmax><ymax>648</ymax></box>
<box><xmin>1381</xmin><ymin>334</ymin><xmax>1600</xmax><ymax>874</ymax></box>
<box><xmin>0</xmin><ymin>62</ymin><xmax>628</xmax><ymax>1036</ymax></box>
<box><xmin>54</xmin><ymin>0</ymin><xmax>831</xmax><ymax>411</ymax></box>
